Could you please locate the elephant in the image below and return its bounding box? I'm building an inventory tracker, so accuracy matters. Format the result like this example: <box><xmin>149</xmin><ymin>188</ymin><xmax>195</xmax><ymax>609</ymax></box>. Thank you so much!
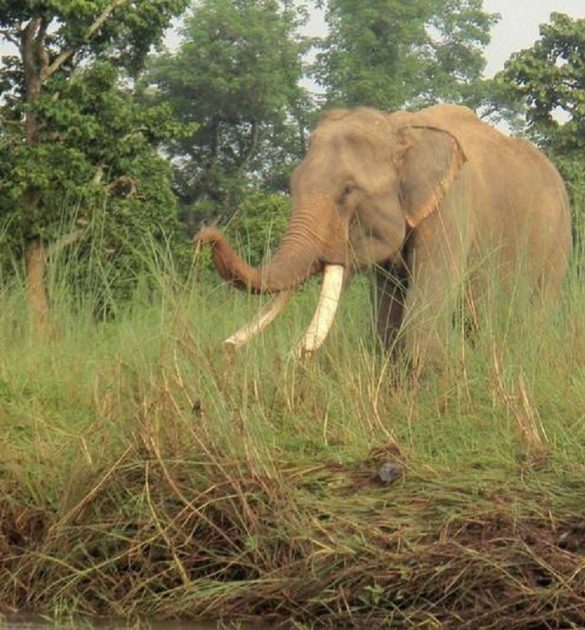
<box><xmin>194</xmin><ymin>104</ymin><xmax>572</xmax><ymax>370</ymax></box>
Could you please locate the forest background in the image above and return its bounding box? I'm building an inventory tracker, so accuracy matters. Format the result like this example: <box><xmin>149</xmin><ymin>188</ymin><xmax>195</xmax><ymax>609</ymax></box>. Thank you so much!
<box><xmin>1</xmin><ymin>0</ymin><xmax>585</xmax><ymax>328</ymax></box>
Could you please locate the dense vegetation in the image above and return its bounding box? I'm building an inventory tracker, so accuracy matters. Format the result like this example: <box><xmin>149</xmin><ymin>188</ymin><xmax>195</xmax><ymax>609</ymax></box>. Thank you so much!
<box><xmin>1</xmin><ymin>0</ymin><xmax>585</xmax><ymax>625</ymax></box>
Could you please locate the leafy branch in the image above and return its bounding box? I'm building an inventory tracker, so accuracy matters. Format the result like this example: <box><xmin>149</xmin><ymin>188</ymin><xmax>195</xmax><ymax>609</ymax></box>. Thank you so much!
<box><xmin>43</xmin><ymin>0</ymin><xmax>130</xmax><ymax>81</ymax></box>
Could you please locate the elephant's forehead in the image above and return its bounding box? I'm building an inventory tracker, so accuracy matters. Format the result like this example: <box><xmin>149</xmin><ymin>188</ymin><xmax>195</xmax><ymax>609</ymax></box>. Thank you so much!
<box><xmin>312</xmin><ymin>113</ymin><xmax>388</xmax><ymax>144</ymax></box>
<box><xmin>292</xmin><ymin>146</ymin><xmax>394</xmax><ymax>199</ymax></box>
<box><xmin>304</xmin><ymin>127</ymin><xmax>391</xmax><ymax>178</ymax></box>
<box><xmin>296</xmin><ymin>142</ymin><xmax>355</xmax><ymax>185</ymax></box>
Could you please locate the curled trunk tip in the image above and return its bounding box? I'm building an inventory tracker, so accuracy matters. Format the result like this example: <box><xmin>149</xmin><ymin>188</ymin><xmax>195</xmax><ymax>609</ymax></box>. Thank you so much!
<box><xmin>194</xmin><ymin>224</ymin><xmax>324</xmax><ymax>294</ymax></box>
<box><xmin>192</xmin><ymin>226</ymin><xmax>221</xmax><ymax>246</ymax></box>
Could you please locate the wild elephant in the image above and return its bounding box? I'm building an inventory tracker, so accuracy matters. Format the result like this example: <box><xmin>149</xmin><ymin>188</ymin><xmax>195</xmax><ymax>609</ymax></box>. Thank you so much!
<box><xmin>194</xmin><ymin>105</ymin><xmax>572</xmax><ymax>369</ymax></box>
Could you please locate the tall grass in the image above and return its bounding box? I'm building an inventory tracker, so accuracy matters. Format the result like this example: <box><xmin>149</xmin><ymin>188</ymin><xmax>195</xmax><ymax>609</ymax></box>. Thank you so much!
<box><xmin>1</xmin><ymin>231</ymin><xmax>585</xmax><ymax>626</ymax></box>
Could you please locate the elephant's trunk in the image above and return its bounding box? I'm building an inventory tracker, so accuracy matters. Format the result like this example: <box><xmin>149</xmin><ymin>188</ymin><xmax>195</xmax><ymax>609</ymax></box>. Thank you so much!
<box><xmin>194</xmin><ymin>210</ymin><xmax>329</xmax><ymax>294</ymax></box>
<box><xmin>195</xmin><ymin>199</ymin><xmax>347</xmax><ymax>354</ymax></box>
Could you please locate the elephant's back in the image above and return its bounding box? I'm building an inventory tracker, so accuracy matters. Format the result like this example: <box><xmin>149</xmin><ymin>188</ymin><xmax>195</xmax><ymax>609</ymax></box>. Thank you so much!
<box><xmin>470</xmin><ymin>128</ymin><xmax>571</xmax><ymax>294</ymax></box>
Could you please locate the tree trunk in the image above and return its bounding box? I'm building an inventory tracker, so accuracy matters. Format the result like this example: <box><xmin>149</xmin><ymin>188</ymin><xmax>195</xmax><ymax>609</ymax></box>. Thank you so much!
<box><xmin>17</xmin><ymin>6</ymin><xmax>128</xmax><ymax>335</ymax></box>
<box><xmin>20</xmin><ymin>17</ymin><xmax>52</xmax><ymax>334</ymax></box>
<box><xmin>24</xmin><ymin>239</ymin><xmax>50</xmax><ymax>336</ymax></box>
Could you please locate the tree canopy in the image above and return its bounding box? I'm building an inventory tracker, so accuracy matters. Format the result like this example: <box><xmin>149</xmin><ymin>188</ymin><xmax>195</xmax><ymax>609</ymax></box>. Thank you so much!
<box><xmin>145</xmin><ymin>0</ymin><xmax>311</xmax><ymax>228</ymax></box>
<box><xmin>498</xmin><ymin>12</ymin><xmax>585</xmax><ymax>154</ymax></box>
<box><xmin>496</xmin><ymin>12</ymin><xmax>585</xmax><ymax>228</ymax></box>
<box><xmin>313</xmin><ymin>0</ymin><xmax>499</xmax><ymax>110</ymax></box>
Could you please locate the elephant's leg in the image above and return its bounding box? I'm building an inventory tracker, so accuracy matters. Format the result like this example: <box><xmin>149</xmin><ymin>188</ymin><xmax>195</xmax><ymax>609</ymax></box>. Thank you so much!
<box><xmin>401</xmin><ymin>216</ymin><xmax>470</xmax><ymax>373</ymax></box>
<box><xmin>373</xmin><ymin>261</ymin><xmax>409</xmax><ymax>352</ymax></box>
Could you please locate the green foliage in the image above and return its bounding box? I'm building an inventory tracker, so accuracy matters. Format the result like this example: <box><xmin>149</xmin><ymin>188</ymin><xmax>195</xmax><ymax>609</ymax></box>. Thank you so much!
<box><xmin>145</xmin><ymin>0</ymin><xmax>311</xmax><ymax>223</ymax></box>
<box><xmin>313</xmin><ymin>0</ymin><xmax>499</xmax><ymax>110</ymax></box>
<box><xmin>0</xmin><ymin>0</ymin><xmax>191</xmax><ymax>296</ymax></box>
<box><xmin>496</xmin><ymin>13</ymin><xmax>585</xmax><ymax>232</ymax></box>
<box><xmin>499</xmin><ymin>13</ymin><xmax>585</xmax><ymax>152</ymax></box>
<box><xmin>0</xmin><ymin>0</ymin><xmax>189</xmax><ymax>75</ymax></box>
<box><xmin>225</xmin><ymin>192</ymin><xmax>290</xmax><ymax>265</ymax></box>
<box><xmin>2</xmin><ymin>62</ymin><xmax>182</xmax><ymax>238</ymax></box>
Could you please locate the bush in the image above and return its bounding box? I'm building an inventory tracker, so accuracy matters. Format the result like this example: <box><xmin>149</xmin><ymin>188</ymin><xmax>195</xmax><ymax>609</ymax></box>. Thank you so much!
<box><xmin>225</xmin><ymin>191</ymin><xmax>290</xmax><ymax>266</ymax></box>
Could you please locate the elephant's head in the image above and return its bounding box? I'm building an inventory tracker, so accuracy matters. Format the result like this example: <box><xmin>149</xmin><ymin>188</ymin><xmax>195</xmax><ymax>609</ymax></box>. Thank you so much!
<box><xmin>195</xmin><ymin>107</ymin><xmax>465</xmax><ymax>354</ymax></box>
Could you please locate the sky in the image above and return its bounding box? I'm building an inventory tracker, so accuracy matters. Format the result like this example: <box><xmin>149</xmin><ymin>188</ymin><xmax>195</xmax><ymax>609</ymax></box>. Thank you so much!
<box><xmin>483</xmin><ymin>0</ymin><xmax>585</xmax><ymax>76</ymax></box>
<box><xmin>302</xmin><ymin>0</ymin><xmax>585</xmax><ymax>78</ymax></box>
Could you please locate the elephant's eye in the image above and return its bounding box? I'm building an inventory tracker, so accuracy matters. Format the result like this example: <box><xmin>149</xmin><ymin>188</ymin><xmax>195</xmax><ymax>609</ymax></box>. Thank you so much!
<box><xmin>339</xmin><ymin>185</ymin><xmax>355</xmax><ymax>203</ymax></box>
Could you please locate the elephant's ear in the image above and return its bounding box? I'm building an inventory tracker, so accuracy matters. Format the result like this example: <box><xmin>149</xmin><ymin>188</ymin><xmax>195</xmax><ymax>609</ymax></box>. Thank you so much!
<box><xmin>398</xmin><ymin>126</ymin><xmax>466</xmax><ymax>228</ymax></box>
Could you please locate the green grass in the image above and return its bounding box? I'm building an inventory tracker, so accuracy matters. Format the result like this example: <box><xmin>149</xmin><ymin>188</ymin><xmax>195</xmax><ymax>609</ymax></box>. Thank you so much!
<box><xmin>1</xmin><ymin>239</ymin><xmax>585</xmax><ymax>626</ymax></box>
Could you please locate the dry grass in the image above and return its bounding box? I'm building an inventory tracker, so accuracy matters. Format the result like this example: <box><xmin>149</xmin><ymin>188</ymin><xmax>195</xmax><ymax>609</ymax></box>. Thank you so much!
<box><xmin>1</xmin><ymin>244</ymin><xmax>585</xmax><ymax>626</ymax></box>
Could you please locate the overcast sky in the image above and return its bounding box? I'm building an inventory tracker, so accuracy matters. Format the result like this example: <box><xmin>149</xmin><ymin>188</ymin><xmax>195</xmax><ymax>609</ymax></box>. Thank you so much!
<box><xmin>483</xmin><ymin>0</ymin><xmax>585</xmax><ymax>75</ymax></box>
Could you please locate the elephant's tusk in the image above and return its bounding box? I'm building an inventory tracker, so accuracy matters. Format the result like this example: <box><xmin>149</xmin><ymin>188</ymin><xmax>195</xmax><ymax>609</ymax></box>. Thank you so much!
<box><xmin>224</xmin><ymin>289</ymin><xmax>293</xmax><ymax>349</ymax></box>
<box><xmin>294</xmin><ymin>264</ymin><xmax>344</xmax><ymax>358</ymax></box>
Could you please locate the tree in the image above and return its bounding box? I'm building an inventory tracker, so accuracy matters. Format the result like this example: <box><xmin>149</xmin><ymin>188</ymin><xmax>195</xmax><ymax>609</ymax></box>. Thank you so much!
<box><xmin>497</xmin><ymin>13</ymin><xmax>585</xmax><ymax>231</ymax></box>
<box><xmin>314</xmin><ymin>0</ymin><xmax>498</xmax><ymax>110</ymax></box>
<box><xmin>146</xmin><ymin>0</ymin><xmax>311</xmax><ymax>230</ymax></box>
<box><xmin>498</xmin><ymin>13</ymin><xmax>585</xmax><ymax>152</ymax></box>
<box><xmin>0</xmin><ymin>0</ymin><xmax>189</xmax><ymax>333</ymax></box>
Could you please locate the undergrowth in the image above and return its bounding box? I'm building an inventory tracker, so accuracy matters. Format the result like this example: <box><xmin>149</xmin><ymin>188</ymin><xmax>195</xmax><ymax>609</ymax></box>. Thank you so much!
<box><xmin>1</xmin><ymin>239</ymin><xmax>585</xmax><ymax>627</ymax></box>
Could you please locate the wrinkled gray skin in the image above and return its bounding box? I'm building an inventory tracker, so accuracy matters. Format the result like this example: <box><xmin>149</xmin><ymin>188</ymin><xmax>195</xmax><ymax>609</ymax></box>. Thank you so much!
<box><xmin>195</xmin><ymin>104</ymin><xmax>572</xmax><ymax>370</ymax></box>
